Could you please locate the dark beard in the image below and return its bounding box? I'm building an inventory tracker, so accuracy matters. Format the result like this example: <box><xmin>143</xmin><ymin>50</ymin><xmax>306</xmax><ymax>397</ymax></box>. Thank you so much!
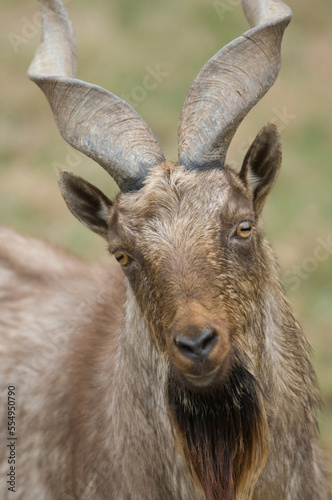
<box><xmin>167</xmin><ymin>362</ymin><xmax>268</xmax><ymax>500</ymax></box>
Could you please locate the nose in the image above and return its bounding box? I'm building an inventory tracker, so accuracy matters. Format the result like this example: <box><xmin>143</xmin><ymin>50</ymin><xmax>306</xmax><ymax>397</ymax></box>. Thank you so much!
<box><xmin>174</xmin><ymin>327</ymin><xmax>217</xmax><ymax>361</ymax></box>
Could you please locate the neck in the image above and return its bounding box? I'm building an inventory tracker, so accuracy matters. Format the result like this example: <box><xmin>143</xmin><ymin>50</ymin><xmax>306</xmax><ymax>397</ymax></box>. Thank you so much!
<box><xmin>118</xmin><ymin>284</ymin><xmax>165</xmax><ymax>397</ymax></box>
<box><xmin>108</xmin><ymin>284</ymin><xmax>199</xmax><ymax>498</ymax></box>
<box><xmin>253</xmin><ymin>273</ymin><xmax>326</xmax><ymax>498</ymax></box>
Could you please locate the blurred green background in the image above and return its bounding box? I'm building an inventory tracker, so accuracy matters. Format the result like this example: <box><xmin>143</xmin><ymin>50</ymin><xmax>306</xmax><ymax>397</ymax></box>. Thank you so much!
<box><xmin>1</xmin><ymin>0</ymin><xmax>331</xmax><ymax>481</ymax></box>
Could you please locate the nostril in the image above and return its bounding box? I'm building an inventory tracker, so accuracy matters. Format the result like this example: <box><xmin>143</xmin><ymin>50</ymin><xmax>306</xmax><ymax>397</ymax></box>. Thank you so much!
<box><xmin>175</xmin><ymin>337</ymin><xmax>199</xmax><ymax>360</ymax></box>
<box><xmin>201</xmin><ymin>330</ymin><xmax>214</xmax><ymax>351</ymax></box>
<box><xmin>174</xmin><ymin>328</ymin><xmax>217</xmax><ymax>361</ymax></box>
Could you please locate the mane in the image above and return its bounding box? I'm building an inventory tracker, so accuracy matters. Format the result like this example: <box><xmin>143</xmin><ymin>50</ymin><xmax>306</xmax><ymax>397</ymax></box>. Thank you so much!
<box><xmin>167</xmin><ymin>362</ymin><xmax>269</xmax><ymax>500</ymax></box>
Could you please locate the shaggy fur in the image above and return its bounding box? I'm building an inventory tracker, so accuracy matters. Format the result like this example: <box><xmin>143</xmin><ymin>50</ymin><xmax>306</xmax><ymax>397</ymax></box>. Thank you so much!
<box><xmin>167</xmin><ymin>363</ymin><xmax>268</xmax><ymax>500</ymax></box>
<box><xmin>0</xmin><ymin>160</ymin><xmax>330</xmax><ymax>499</ymax></box>
<box><xmin>2</xmin><ymin>1</ymin><xmax>329</xmax><ymax>497</ymax></box>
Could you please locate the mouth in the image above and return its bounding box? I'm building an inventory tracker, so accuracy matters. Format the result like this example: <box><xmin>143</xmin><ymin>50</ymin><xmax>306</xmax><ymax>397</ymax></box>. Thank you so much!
<box><xmin>183</xmin><ymin>365</ymin><xmax>222</xmax><ymax>387</ymax></box>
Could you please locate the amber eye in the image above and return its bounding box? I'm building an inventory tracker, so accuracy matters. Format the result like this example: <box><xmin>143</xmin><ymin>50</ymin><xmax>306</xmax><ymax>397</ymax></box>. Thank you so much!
<box><xmin>114</xmin><ymin>251</ymin><xmax>130</xmax><ymax>266</ymax></box>
<box><xmin>236</xmin><ymin>221</ymin><xmax>253</xmax><ymax>239</ymax></box>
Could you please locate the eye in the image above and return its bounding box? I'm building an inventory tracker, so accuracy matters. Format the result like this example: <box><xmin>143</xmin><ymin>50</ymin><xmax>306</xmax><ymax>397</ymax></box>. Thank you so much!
<box><xmin>113</xmin><ymin>251</ymin><xmax>130</xmax><ymax>266</ymax></box>
<box><xmin>236</xmin><ymin>221</ymin><xmax>253</xmax><ymax>239</ymax></box>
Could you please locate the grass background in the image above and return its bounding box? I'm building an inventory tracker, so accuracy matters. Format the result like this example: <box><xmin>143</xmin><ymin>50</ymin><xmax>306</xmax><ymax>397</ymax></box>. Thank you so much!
<box><xmin>1</xmin><ymin>0</ymin><xmax>331</xmax><ymax>482</ymax></box>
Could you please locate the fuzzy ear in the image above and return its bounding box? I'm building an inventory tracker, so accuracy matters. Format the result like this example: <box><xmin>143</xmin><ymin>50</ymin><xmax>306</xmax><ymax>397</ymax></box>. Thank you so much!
<box><xmin>239</xmin><ymin>123</ymin><xmax>282</xmax><ymax>214</ymax></box>
<box><xmin>58</xmin><ymin>170</ymin><xmax>112</xmax><ymax>239</ymax></box>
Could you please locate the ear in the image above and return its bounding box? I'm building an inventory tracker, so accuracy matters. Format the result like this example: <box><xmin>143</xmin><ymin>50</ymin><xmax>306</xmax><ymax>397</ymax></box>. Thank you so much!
<box><xmin>58</xmin><ymin>170</ymin><xmax>112</xmax><ymax>239</ymax></box>
<box><xmin>239</xmin><ymin>123</ymin><xmax>282</xmax><ymax>215</ymax></box>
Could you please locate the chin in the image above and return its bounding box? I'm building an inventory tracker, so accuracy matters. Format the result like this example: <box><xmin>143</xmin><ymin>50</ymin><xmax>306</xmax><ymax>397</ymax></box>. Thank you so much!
<box><xmin>170</xmin><ymin>353</ymin><xmax>232</xmax><ymax>394</ymax></box>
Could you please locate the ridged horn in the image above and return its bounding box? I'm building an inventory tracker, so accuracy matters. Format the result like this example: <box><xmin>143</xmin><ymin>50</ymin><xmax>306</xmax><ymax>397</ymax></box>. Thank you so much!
<box><xmin>28</xmin><ymin>0</ymin><xmax>165</xmax><ymax>192</ymax></box>
<box><xmin>178</xmin><ymin>0</ymin><xmax>292</xmax><ymax>170</ymax></box>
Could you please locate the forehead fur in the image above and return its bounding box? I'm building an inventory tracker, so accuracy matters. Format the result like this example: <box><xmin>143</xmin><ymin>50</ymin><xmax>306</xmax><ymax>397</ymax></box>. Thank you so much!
<box><xmin>113</xmin><ymin>162</ymin><xmax>253</xmax><ymax>235</ymax></box>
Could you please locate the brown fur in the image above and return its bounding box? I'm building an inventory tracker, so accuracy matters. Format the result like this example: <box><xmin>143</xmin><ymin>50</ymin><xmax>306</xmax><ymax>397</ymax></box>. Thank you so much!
<box><xmin>0</xmin><ymin>161</ymin><xmax>330</xmax><ymax>499</ymax></box>
<box><xmin>2</xmin><ymin>0</ymin><xmax>329</xmax><ymax>496</ymax></box>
